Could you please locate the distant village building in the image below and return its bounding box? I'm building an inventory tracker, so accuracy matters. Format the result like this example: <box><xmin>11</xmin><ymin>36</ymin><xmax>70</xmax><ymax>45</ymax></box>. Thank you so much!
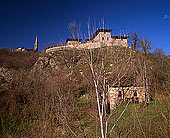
<box><xmin>45</xmin><ymin>29</ymin><xmax>128</xmax><ymax>53</ymax></box>
<box><xmin>108</xmin><ymin>86</ymin><xmax>146</xmax><ymax>110</ymax></box>
<box><xmin>12</xmin><ymin>36</ymin><xmax>38</xmax><ymax>52</ymax></box>
<box><xmin>11</xmin><ymin>47</ymin><xmax>27</xmax><ymax>52</ymax></box>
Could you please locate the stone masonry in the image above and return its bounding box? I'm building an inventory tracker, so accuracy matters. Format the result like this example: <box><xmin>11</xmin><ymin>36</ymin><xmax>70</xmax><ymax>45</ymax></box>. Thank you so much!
<box><xmin>45</xmin><ymin>29</ymin><xmax>128</xmax><ymax>53</ymax></box>
<box><xmin>108</xmin><ymin>86</ymin><xmax>146</xmax><ymax>110</ymax></box>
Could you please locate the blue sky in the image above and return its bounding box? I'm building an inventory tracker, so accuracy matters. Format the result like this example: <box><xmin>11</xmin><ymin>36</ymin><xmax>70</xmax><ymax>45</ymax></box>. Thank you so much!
<box><xmin>0</xmin><ymin>0</ymin><xmax>169</xmax><ymax>54</ymax></box>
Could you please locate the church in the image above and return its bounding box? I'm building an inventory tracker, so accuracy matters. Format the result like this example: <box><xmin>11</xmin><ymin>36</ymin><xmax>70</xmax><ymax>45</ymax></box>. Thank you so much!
<box><xmin>12</xmin><ymin>36</ymin><xmax>38</xmax><ymax>52</ymax></box>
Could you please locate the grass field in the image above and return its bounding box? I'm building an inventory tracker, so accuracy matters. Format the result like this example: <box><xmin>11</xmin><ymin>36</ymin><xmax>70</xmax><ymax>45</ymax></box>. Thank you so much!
<box><xmin>77</xmin><ymin>94</ymin><xmax>170</xmax><ymax>137</ymax></box>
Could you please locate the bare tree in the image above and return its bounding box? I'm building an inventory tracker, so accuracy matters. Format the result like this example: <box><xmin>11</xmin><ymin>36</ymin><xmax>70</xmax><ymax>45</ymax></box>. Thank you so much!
<box><xmin>68</xmin><ymin>20</ymin><xmax>77</xmax><ymax>39</ymax></box>
<box><xmin>81</xmin><ymin>44</ymin><xmax>136</xmax><ymax>138</ymax></box>
<box><xmin>129</xmin><ymin>32</ymin><xmax>140</xmax><ymax>50</ymax></box>
<box><xmin>57</xmin><ymin>20</ymin><xmax>154</xmax><ymax>137</ymax></box>
<box><xmin>70</xmin><ymin>19</ymin><xmax>142</xmax><ymax>137</ymax></box>
<box><xmin>139</xmin><ymin>37</ymin><xmax>152</xmax><ymax>56</ymax></box>
<box><xmin>153</xmin><ymin>48</ymin><xmax>165</xmax><ymax>55</ymax></box>
<box><xmin>139</xmin><ymin>37</ymin><xmax>153</xmax><ymax>104</ymax></box>
<box><xmin>68</xmin><ymin>20</ymin><xmax>82</xmax><ymax>39</ymax></box>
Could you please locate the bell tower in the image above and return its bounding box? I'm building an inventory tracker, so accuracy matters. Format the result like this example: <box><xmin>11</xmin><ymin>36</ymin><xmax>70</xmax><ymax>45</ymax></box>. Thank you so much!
<box><xmin>34</xmin><ymin>36</ymin><xmax>38</xmax><ymax>51</ymax></box>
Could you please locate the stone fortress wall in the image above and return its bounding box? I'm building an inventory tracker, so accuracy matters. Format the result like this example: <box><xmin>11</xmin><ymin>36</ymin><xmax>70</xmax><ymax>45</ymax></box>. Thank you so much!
<box><xmin>45</xmin><ymin>28</ymin><xmax>128</xmax><ymax>53</ymax></box>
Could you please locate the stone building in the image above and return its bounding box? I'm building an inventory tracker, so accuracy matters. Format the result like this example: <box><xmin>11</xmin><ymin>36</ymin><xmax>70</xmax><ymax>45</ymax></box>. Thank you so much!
<box><xmin>108</xmin><ymin>86</ymin><xmax>146</xmax><ymax>110</ymax></box>
<box><xmin>89</xmin><ymin>28</ymin><xmax>128</xmax><ymax>45</ymax></box>
<box><xmin>12</xmin><ymin>36</ymin><xmax>38</xmax><ymax>52</ymax></box>
<box><xmin>11</xmin><ymin>47</ymin><xmax>28</xmax><ymax>52</ymax></box>
<box><xmin>90</xmin><ymin>29</ymin><xmax>112</xmax><ymax>42</ymax></box>
<box><xmin>45</xmin><ymin>28</ymin><xmax>128</xmax><ymax>53</ymax></box>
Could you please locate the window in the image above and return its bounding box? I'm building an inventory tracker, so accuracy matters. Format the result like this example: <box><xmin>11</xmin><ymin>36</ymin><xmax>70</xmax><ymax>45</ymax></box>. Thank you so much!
<box><xmin>102</xmin><ymin>37</ymin><xmax>104</xmax><ymax>40</ymax></box>
<box><xmin>134</xmin><ymin>90</ymin><xmax>137</xmax><ymax>96</ymax></box>
<box><xmin>118</xmin><ymin>91</ymin><xmax>122</xmax><ymax>97</ymax></box>
<box><xmin>107</xmin><ymin>37</ymin><xmax>109</xmax><ymax>41</ymax></box>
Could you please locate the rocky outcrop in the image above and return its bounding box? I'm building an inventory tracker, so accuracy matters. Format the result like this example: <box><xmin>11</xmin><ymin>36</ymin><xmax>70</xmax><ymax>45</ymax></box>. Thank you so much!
<box><xmin>30</xmin><ymin>55</ymin><xmax>61</xmax><ymax>81</ymax></box>
<box><xmin>31</xmin><ymin>56</ymin><xmax>49</xmax><ymax>75</ymax></box>
<box><xmin>0</xmin><ymin>67</ymin><xmax>13</xmax><ymax>88</ymax></box>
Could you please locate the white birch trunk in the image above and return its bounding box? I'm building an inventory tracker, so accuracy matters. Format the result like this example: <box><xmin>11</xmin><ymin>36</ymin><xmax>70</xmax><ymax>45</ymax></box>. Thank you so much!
<box><xmin>144</xmin><ymin>61</ymin><xmax>150</xmax><ymax>103</ymax></box>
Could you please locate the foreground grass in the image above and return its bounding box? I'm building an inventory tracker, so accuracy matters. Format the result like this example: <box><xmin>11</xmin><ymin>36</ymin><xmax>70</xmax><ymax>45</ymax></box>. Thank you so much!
<box><xmin>77</xmin><ymin>94</ymin><xmax>170</xmax><ymax>138</ymax></box>
<box><xmin>109</xmin><ymin>98</ymin><xmax>169</xmax><ymax>137</ymax></box>
<box><xmin>0</xmin><ymin>93</ymin><xmax>169</xmax><ymax>137</ymax></box>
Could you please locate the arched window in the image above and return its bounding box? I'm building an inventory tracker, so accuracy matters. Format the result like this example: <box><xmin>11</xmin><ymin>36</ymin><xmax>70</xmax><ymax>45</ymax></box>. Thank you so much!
<box><xmin>134</xmin><ymin>90</ymin><xmax>137</xmax><ymax>96</ymax></box>
<box><xmin>118</xmin><ymin>91</ymin><xmax>122</xmax><ymax>97</ymax></box>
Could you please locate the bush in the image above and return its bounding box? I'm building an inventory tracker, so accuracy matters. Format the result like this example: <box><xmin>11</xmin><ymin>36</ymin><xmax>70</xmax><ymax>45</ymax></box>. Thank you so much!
<box><xmin>0</xmin><ymin>48</ymin><xmax>40</xmax><ymax>71</ymax></box>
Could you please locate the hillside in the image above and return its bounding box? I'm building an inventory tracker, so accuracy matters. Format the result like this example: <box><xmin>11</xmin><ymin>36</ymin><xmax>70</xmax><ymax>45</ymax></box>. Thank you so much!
<box><xmin>0</xmin><ymin>46</ymin><xmax>169</xmax><ymax>137</ymax></box>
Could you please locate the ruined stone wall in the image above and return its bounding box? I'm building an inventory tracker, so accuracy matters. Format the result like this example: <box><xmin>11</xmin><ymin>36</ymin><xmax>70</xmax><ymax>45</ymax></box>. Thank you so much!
<box><xmin>108</xmin><ymin>86</ymin><xmax>146</xmax><ymax>110</ymax></box>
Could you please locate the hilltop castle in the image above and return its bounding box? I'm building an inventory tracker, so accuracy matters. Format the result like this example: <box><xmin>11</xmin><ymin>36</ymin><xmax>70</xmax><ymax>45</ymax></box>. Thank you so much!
<box><xmin>45</xmin><ymin>29</ymin><xmax>128</xmax><ymax>53</ymax></box>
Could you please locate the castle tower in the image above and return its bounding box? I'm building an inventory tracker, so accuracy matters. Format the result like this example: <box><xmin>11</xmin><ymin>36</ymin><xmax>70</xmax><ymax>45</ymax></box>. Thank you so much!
<box><xmin>34</xmin><ymin>36</ymin><xmax>38</xmax><ymax>51</ymax></box>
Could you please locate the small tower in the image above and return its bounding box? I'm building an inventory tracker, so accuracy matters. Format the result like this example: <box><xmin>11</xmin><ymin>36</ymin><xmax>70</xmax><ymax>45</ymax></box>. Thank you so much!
<box><xmin>34</xmin><ymin>36</ymin><xmax>38</xmax><ymax>51</ymax></box>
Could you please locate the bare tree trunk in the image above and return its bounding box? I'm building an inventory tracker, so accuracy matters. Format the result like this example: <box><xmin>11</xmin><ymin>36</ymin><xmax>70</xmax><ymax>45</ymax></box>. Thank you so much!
<box><xmin>144</xmin><ymin>61</ymin><xmax>150</xmax><ymax>104</ymax></box>
<box><xmin>90</xmin><ymin>62</ymin><xmax>105</xmax><ymax>138</ymax></box>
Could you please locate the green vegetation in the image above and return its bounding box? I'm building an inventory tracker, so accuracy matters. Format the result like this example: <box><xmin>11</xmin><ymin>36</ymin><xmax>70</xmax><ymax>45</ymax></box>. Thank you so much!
<box><xmin>0</xmin><ymin>47</ymin><xmax>169</xmax><ymax>137</ymax></box>
<box><xmin>108</xmin><ymin>98</ymin><xmax>169</xmax><ymax>137</ymax></box>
